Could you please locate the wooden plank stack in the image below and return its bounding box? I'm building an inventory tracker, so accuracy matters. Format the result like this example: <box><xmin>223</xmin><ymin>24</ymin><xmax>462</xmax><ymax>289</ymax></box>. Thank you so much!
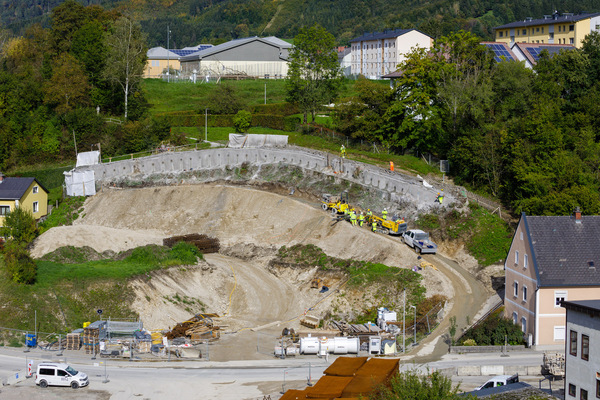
<box><xmin>83</xmin><ymin>327</ymin><xmax>99</xmax><ymax>354</ymax></box>
<box><xmin>66</xmin><ymin>333</ymin><xmax>81</xmax><ymax>350</ymax></box>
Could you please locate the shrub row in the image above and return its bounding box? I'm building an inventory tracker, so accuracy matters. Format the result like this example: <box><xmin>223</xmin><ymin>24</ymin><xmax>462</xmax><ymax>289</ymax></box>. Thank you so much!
<box><xmin>156</xmin><ymin>112</ymin><xmax>300</xmax><ymax>132</ymax></box>
<box><xmin>250</xmin><ymin>102</ymin><xmax>299</xmax><ymax>116</ymax></box>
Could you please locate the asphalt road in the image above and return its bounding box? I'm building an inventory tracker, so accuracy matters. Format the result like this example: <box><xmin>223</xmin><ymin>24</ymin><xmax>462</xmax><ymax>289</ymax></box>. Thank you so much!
<box><xmin>0</xmin><ymin>346</ymin><xmax>552</xmax><ymax>399</ymax></box>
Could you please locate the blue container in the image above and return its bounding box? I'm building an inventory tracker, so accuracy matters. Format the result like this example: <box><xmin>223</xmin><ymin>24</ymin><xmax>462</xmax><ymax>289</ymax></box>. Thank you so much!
<box><xmin>26</xmin><ymin>334</ymin><xmax>36</xmax><ymax>347</ymax></box>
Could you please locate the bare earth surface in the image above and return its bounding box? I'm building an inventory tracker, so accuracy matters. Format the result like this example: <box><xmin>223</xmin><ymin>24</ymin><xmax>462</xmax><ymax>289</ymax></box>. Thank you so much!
<box><xmin>30</xmin><ymin>183</ymin><xmax>490</xmax><ymax>361</ymax></box>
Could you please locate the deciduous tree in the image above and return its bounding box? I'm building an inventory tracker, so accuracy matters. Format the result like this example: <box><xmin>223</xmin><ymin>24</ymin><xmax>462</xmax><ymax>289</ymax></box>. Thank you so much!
<box><xmin>286</xmin><ymin>24</ymin><xmax>342</xmax><ymax>124</ymax></box>
<box><xmin>103</xmin><ymin>16</ymin><xmax>147</xmax><ymax>121</ymax></box>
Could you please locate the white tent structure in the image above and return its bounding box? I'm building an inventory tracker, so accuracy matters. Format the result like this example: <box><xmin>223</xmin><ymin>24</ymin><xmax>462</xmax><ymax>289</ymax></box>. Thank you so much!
<box><xmin>64</xmin><ymin>170</ymin><xmax>96</xmax><ymax>196</ymax></box>
<box><xmin>228</xmin><ymin>134</ymin><xmax>288</xmax><ymax>148</ymax></box>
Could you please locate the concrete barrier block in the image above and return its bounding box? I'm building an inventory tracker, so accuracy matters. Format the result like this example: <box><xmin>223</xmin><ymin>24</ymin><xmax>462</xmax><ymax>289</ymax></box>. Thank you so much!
<box><xmin>481</xmin><ymin>365</ymin><xmax>504</xmax><ymax>376</ymax></box>
<box><xmin>527</xmin><ymin>366</ymin><xmax>542</xmax><ymax>375</ymax></box>
<box><xmin>504</xmin><ymin>365</ymin><xmax>528</xmax><ymax>376</ymax></box>
<box><xmin>458</xmin><ymin>366</ymin><xmax>481</xmax><ymax>376</ymax></box>
<box><xmin>4</xmin><ymin>370</ymin><xmax>27</xmax><ymax>385</ymax></box>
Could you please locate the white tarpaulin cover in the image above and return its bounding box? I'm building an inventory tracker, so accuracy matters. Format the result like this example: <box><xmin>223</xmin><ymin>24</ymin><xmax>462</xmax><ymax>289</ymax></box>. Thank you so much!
<box><xmin>76</xmin><ymin>151</ymin><xmax>100</xmax><ymax>167</ymax></box>
<box><xmin>64</xmin><ymin>170</ymin><xmax>96</xmax><ymax>196</ymax></box>
<box><xmin>228</xmin><ymin>134</ymin><xmax>288</xmax><ymax>148</ymax></box>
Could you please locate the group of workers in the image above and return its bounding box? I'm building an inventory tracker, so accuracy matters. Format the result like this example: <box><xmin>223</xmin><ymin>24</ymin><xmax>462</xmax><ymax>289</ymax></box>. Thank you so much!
<box><xmin>342</xmin><ymin>206</ymin><xmax>394</xmax><ymax>233</ymax></box>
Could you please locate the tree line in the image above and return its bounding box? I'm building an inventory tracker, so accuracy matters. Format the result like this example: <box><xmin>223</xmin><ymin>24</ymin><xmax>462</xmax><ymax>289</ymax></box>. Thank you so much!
<box><xmin>332</xmin><ymin>30</ymin><xmax>600</xmax><ymax>216</ymax></box>
<box><xmin>0</xmin><ymin>0</ymin><xmax>169</xmax><ymax>171</ymax></box>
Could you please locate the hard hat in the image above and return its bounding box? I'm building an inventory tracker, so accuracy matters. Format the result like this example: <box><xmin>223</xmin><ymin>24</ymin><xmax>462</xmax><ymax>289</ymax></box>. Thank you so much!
<box><xmin>384</xmin><ymin>208</ymin><xmax>387</xmax><ymax>211</ymax></box>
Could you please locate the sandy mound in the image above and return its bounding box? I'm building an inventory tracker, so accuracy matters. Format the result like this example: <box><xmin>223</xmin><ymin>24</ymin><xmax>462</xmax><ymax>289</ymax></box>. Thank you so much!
<box><xmin>31</xmin><ymin>225</ymin><xmax>164</xmax><ymax>258</ymax></box>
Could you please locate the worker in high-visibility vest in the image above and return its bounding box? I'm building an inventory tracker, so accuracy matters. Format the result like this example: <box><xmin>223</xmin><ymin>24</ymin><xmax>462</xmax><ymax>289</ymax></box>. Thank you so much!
<box><xmin>359</xmin><ymin>212</ymin><xmax>365</xmax><ymax>227</ymax></box>
<box><xmin>382</xmin><ymin>208</ymin><xmax>388</xmax><ymax>220</ymax></box>
<box><xmin>366</xmin><ymin>209</ymin><xmax>372</xmax><ymax>218</ymax></box>
<box><xmin>372</xmin><ymin>220</ymin><xmax>377</xmax><ymax>232</ymax></box>
<box><xmin>340</xmin><ymin>144</ymin><xmax>346</xmax><ymax>158</ymax></box>
<box><xmin>350</xmin><ymin>210</ymin><xmax>357</xmax><ymax>226</ymax></box>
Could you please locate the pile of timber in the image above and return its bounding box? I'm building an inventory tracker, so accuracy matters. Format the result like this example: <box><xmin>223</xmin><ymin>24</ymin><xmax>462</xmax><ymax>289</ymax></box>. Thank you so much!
<box><xmin>163</xmin><ymin>234</ymin><xmax>220</xmax><ymax>254</ymax></box>
<box><xmin>330</xmin><ymin>320</ymin><xmax>383</xmax><ymax>335</ymax></box>
<box><xmin>166</xmin><ymin>313</ymin><xmax>221</xmax><ymax>342</ymax></box>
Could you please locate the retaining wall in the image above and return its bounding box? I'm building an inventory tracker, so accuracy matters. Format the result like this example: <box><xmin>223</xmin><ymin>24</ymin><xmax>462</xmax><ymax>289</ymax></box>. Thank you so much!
<box><xmin>85</xmin><ymin>147</ymin><xmax>452</xmax><ymax>210</ymax></box>
<box><xmin>449</xmin><ymin>345</ymin><xmax>527</xmax><ymax>354</ymax></box>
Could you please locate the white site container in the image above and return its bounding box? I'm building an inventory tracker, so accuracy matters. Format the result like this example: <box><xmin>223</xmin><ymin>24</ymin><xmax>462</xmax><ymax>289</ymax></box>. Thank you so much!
<box><xmin>285</xmin><ymin>346</ymin><xmax>298</xmax><ymax>356</ymax></box>
<box><xmin>369</xmin><ymin>336</ymin><xmax>382</xmax><ymax>355</ymax></box>
<box><xmin>331</xmin><ymin>337</ymin><xmax>360</xmax><ymax>354</ymax></box>
<box><xmin>300</xmin><ymin>337</ymin><xmax>320</xmax><ymax>355</ymax></box>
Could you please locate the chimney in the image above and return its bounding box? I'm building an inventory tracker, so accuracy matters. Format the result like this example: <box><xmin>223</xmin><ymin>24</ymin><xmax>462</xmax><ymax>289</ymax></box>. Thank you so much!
<box><xmin>574</xmin><ymin>206</ymin><xmax>582</xmax><ymax>223</ymax></box>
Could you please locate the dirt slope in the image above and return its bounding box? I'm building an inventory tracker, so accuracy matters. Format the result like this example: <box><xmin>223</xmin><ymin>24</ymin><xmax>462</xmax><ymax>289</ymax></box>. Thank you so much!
<box><xmin>31</xmin><ymin>183</ymin><xmax>488</xmax><ymax>360</ymax></box>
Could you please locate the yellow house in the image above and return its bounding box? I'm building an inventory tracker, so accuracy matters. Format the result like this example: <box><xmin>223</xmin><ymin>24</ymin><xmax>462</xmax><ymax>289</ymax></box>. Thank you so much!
<box><xmin>0</xmin><ymin>173</ymin><xmax>49</xmax><ymax>228</ymax></box>
<box><xmin>505</xmin><ymin>209</ymin><xmax>600</xmax><ymax>348</ymax></box>
<box><xmin>494</xmin><ymin>11</ymin><xmax>600</xmax><ymax>48</ymax></box>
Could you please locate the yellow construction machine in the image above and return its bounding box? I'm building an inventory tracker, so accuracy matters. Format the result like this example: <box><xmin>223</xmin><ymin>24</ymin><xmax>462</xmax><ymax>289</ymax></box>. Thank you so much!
<box><xmin>321</xmin><ymin>191</ymin><xmax>350</xmax><ymax>215</ymax></box>
<box><xmin>367</xmin><ymin>215</ymin><xmax>408</xmax><ymax>236</ymax></box>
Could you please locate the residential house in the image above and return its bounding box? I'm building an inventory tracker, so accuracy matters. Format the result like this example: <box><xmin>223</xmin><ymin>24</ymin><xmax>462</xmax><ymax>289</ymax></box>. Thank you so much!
<box><xmin>510</xmin><ymin>42</ymin><xmax>575</xmax><ymax>69</ymax></box>
<box><xmin>144</xmin><ymin>44</ymin><xmax>213</xmax><ymax>78</ymax></box>
<box><xmin>179</xmin><ymin>36</ymin><xmax>292</xmax><ymax>80</ymax></box>
<box><xmin>0</xmin><ymin>173</ymin><xmax>48</xmax><ymax>228</ymax></box>
<box><xmin>561</xmin><ymin>300</ymin><xmax>600</xmax><ymax>400</ymax></box>
<box><xmin>494</xmin><ymin>12</ymin><xmax>600</xmax><ymax>48</ymax></box>
<box><xmin>504</xmin><ymin>209</ymin><xmax>600</xmax><ymax>347</ymax></box>
<box><xmin>336</xmin><ymin>46</ymin><xmax>352</xmax><ymax>77</ymax></box>
<box><xmin>350</xmin><ymin>29</ymin><xmax>433</xmax><ymax>79</ymax></box>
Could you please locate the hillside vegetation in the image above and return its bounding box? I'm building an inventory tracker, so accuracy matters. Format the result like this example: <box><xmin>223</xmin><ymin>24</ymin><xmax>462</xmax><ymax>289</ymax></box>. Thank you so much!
<box><xmin>4</xmin><ymin>0</ymin><xmax>600</xmax><ymax>46</ymax></box>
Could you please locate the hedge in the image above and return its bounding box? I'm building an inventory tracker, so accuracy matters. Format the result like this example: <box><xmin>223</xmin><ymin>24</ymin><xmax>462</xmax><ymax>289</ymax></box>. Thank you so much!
<box><xmin>250</xmin><ymin>102</ymin><xmax>299</xmax><ymax>116</ymax></box>
<box><xmin>155</xmin><ymin>112</ymin><xmax>300</xmax><ymax>132</ymax></box>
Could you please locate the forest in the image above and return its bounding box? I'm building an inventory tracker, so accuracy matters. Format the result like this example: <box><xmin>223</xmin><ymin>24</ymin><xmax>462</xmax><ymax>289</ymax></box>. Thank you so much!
<box><xmin>3</xmin><ymin>0</ymin><xmax>600</xmax><ymax>47</ymax></box>
<box><xmin>333</xmin><ymin>31</ymin><xmax>600</xmax><ymax>215</ymax></box>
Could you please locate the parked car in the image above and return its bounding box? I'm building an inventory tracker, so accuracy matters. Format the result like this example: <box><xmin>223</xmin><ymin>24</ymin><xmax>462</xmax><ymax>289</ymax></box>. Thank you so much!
<box><xmin>402</xmin><ymin>229</ymin><xmax>438</xmax><ymax>254</ymax></box>
<box><xmin>36</xmin><ymin>362</ymin><xmax>89</xmax><ymax>389</ymax></box>
<box><xmin>475</xmin><ymin>374</ymin><xmax>519</xmax><ymax>390</ymax></box>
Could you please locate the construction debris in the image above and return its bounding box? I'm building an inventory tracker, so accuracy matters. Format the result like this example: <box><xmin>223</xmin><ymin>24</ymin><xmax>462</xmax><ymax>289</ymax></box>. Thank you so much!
<box><xmin>165</xmin><ymin>313</ymin><xmax>221</xmax><ymax>342</ymax></box>
<box><xmin>163</xmin><ymin>233</ymin><xmax>220</xmax><ymax>254</ymax></box>
<box><xmin>542</xmin><ymin>352</ymin><xmax>565</xmax><ymax>377</ymax></box>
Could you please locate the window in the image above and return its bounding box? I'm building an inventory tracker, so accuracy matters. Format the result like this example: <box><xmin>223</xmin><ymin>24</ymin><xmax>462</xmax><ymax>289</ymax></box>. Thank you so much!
<box><xmin>536</xmin><ymin>27</ymin><xmax>540</xmax><ymax>32</ymax></box>
<box><xmin>570</xmin><ymin>330</ymin><xmax>578</xmax><ymax>356</ymax></box>
<box><xmin>542</xmin><ymin>27</ymin><xmax>544</xmax><ymax>33</ymax></box>
<box><xmin>514</xmin><ymin>281</ymin><xmax>519</xmax><ymax>297</ymax></box>
<box><xmin>550</xmin><ymin>32</ymin><xmax>554</xmax><ymax>39</ymax></box>
<box><xmin>570</xmin><ymin>24</ymin><xmax>575</xmax><ymax>31</ymax></box>
<box><xmin>499</xmin><ymin>31</ymin><xmax>504</xmax><ymax>37</ymax></box>
<box><xmin>520</xmin><ymin>232</ymin><xmax>523</xmax><ymax>240</ymax></box>
<box><xmin>57</xmin><ymin>369</ymin><xmax>68</xmax><ymax>377</ymax></box>
<box><xmin>570</xmin><ymin>38</ymin><xmax>574</xmax><ymax>44</ymax></box>
<box><xmin>515</xmin><ymin>251</ymin><xmax>519</xmax><ymax>265</ymax></box>
<box><xmin>32</xmin><ymin>186</ymin><xmax>38</xmax><ymax>194</ymax></box>
<box><xmin>559</xmin><ymin>25</ymin><xmax>562</xmax><ymax>32</ymax></box>
<box><xmin>523</xmin><ymin>286</ymin><xmax>527</xmax><ymax>301</ymax></box>
<box><xmin>569</xmin><ymin>383</ymin><xmax>576</xmax><ymax>397</ymax></box>
<box><xmin>151</xmin><ymin>60</ymin><xmax>159</xmax><ymax>67</ymax></box>
<box><xmin>524</xmin><ymin>254</ymin><xmax>528</xmax><ymax>269</ymax></box>
<box><xmin>512</xmin><ymin>312</ymin><xmax>518</xmax><ymax>324</ymax></box>
<box><xmin>521</xmin><ymin>317</ymin><xmax>526</xmax><ymax>333</ymax></box>
<box><xmin>39</xmin><ymin>368</ymin><xmax>55</xmax><ymax>376</ymax></box>
<box><xmin>0</xmin><ymin>206</ymin><xmax>9</xmax><ymax>216</ymax></box>
<box><xmin>33</xmin><ymin>201</ymin><xmax>38</xmax><ymax>213</ymax></box>
<box><xmin>555</xmin><ymin>291</ymin><xmax>567</xmax><ymax>307</ymax></box>
<box><xmin>582</xmin><ymin>334</ymin><xmax>589</xmax><ymax>361</ymax></box>
<box><xmin>581</xmin><ymin>389</ymin><xmax>588</xmax><ymax>400</ymax></box>
<box><xmin>522</xmin><ymin>29</ymin><xmax>527</xmax><ymax>35</ymax></box>
<box><xmin>554</xmin><ymin>326</ymin><xmax>566</xmax><ymax>341</ymax></box>
<box><xmin>596</xmin><ymin>378</ymin><xmax>600</xmax><ymax>398</ymax></box>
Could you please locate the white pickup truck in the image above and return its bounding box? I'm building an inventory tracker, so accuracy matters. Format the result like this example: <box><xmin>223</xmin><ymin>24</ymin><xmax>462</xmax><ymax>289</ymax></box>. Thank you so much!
<box><xmin>402</xmin><ymin>229</ymin><xmax>438</xmax><ymax>254</ymax></box>
<box><xmin>475</xmin><ymin>374</ymin><xmax>519</xmax><ymax>390</ymax></box>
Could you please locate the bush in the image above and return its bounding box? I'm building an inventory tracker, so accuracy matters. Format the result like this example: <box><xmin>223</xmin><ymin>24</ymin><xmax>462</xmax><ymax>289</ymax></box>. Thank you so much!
<box><xmin>169</xmin><ymin>242</ymin><xmax>202</xmax><ymax>264</ymax></box>
<box><xmin>460</xmin><ymin>308</ymin><xmax>525</xmax><ymax>345</ymax></box>
<box><xmin>233</xmin><ymin>110</ymin><xmax>252</xmax><ymax>133</ymax></box>
<box><xmin>3</xmin><ymin>240</ymin><xmax>37</xmax><ymax>284</ymax></box>
<box><xmin>370</xmin><ymin>369</ymin><xmax>468</xmax><ymax>400</ymax></box>
<box><xmin>0</xmin><ymin>207</ymin><xmax>38</xmax><ymax>244</ymax></box>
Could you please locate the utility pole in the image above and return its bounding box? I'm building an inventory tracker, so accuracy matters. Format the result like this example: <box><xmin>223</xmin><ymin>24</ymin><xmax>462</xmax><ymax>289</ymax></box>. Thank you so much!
<box><xmin>410</xmin><ymin>305</ymin><xmax>417</xmax><ymax>345</ymax></box>
<box><xmin>167</xmin><ymin>25</ymin><xmax>171</xmax><ymax>82</ymax></box>
<box><xmin>205</xmin><ymin>108</ymin><xmax>208</xmax><ymax>142</ymax></box>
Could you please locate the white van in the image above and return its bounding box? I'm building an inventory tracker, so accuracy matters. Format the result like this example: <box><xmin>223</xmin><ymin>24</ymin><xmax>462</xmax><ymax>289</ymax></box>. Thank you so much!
<box><xmin>35</xmin><ymin>362</ymin><xmax>89</xmax><ymax>389</ymax></box>
<box><xmin>475</xmin><ymin>374</ymin><xmax>519</xmax><ymax>390</ymax></box>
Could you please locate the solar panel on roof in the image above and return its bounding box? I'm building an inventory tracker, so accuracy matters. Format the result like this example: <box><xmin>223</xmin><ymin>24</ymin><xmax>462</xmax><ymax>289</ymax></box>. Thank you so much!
<box><xmin>484</xmin><ymin>43</ymin><xmax>515</xmax><ymax>62</ymax></box>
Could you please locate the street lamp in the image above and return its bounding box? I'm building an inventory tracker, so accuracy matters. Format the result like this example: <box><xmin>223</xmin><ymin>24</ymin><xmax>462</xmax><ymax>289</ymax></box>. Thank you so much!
<box><xmin>410</xmin><ymin>305</ymin><xmax>417</xmax><ymax>345</ymax></box>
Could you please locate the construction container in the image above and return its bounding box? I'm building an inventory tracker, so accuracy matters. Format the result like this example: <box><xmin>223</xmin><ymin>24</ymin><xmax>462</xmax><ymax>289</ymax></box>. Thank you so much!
<box><xmin>300</xmin><ymin>337</ymin><xmax>320</xmax><ymax>354</ymax></box>
<box><xmin>285</xmin><ymin>346</ymin><xmax>298</xmax><ymax>356</ymax></box>
<box><xmin>368</xmin><ymin>336</ymin><xmax>381</xmax><ymax>355</ymax></box>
